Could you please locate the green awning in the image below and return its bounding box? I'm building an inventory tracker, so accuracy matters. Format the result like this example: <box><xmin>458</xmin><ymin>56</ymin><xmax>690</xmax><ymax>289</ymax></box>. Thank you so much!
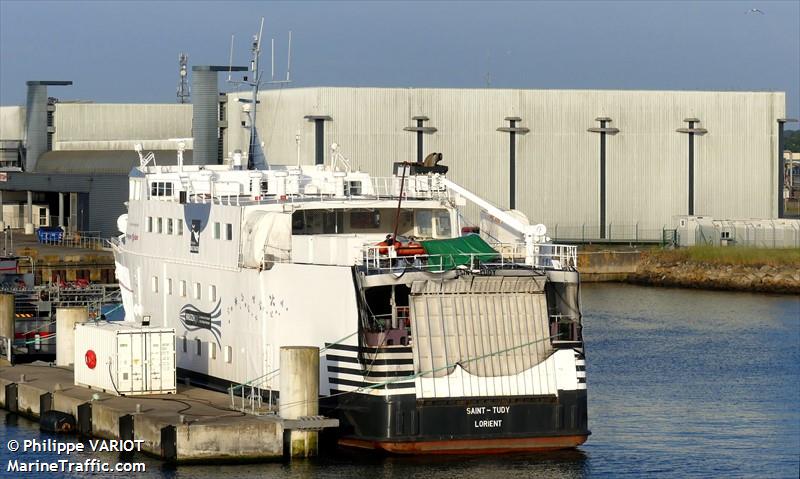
<box><xmin>420</xmin><ymin>235</ymin><xmax>499</xmax><ymax>271</ymax></box>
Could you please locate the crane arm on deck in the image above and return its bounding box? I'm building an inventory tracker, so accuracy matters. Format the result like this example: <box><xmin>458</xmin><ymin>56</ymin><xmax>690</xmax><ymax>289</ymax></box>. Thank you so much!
<box><xmin>441</xmin><ymin>178</ymin><xmax>548</xmax><ymax>266</ymax></box>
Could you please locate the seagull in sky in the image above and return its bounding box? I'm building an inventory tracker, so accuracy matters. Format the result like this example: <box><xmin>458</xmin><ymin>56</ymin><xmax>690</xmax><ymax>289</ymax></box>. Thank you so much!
<box><xmin>745</xmin><ymin>8</ymin><xmax>765</xmax><ymax>14</ymax></box>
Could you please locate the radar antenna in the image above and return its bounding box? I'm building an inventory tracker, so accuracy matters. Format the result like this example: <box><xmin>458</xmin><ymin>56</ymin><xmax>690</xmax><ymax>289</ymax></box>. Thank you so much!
<box><xmin>330</xmin><ymin>143</ymin><xmax>352</xmax><ymax>173</ymax></box>
<box><xmin>177</xmin><ymin>53</ymin><xmax>190</xmax><ymax>104</ymax></box>
<box><xmin>134</xmin><ymin>143</ymin><xmax>156</xmax><ymax>168</ymax></box>
<box><xmin>226</xmin><ymin>19</ymin><xmax>293</xmax><ymax>170</ymax></box>
<box><xmin>168</xmin><ymin>138</ymin><xmax>192</xmax><ymax>171</ymax></box>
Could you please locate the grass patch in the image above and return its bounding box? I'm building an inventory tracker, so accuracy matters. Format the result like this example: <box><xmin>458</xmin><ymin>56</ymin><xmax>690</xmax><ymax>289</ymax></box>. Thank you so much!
<box><xmin>649</xmin><ymin>245</ymin><xmax>800</xmax><ymax>267</ymax></box>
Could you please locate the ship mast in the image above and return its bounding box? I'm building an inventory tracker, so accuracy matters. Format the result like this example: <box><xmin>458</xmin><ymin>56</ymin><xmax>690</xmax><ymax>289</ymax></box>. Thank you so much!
<box><xmin>247</xmin><ymin>18</ymin><xmax>265</xmax><ymax>170</ymax></box>
<box><xmin>238</xmin><ymin>18</ymin><xmax>292</xmax><ymax>170</ymax></box>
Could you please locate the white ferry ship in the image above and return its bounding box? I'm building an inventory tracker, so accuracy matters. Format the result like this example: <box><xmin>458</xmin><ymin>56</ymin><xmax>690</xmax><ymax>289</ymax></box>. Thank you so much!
<box><xmin>110</xmin><ymin>145</ymin><xmax>589</xmax><ymax>453</ymax></box>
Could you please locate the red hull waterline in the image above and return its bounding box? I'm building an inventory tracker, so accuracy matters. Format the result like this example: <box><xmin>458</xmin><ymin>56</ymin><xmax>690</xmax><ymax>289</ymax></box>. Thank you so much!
<box><xmin>338</xmin><ymin>434</ymin><xmax>589</xmax><ymax>455</ymax></box>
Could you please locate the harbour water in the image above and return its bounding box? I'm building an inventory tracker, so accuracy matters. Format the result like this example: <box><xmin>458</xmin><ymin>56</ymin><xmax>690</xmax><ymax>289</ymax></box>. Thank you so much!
<box><xmin>1</xmin><ymin>283</ymin><xmax>798</xmax><ymax>478</ymax></box>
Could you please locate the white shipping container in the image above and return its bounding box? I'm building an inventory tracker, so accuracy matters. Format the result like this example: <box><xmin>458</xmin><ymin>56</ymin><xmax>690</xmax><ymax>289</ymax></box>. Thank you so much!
<box><xmin>74</xmin><ymin>322</ymin><xmax>176</xmax><ymax>396</ymax></box>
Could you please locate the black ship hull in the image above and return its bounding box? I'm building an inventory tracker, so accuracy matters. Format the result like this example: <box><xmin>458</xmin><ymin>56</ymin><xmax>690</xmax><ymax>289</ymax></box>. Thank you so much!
<box><xmin>323</xmin><ymin>389</ymin><xmax>589</xmax><ymax>454</ymax></box>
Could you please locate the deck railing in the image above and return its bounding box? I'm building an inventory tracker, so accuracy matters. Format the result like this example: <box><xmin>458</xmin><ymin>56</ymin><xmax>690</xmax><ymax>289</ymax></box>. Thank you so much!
<box><xmin>360</xmin><ymin>242</ymin><xmax>578</xmax><ymax>275</ymax></box>
<box><xmin>179</xmin><ymin>175</ymin><xmax>452</xmax><ymax>207</ymax></box>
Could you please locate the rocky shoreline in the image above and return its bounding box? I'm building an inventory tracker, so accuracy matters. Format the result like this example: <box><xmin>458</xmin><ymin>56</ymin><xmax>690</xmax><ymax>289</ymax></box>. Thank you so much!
<box><xmin>627</xmin><ymin>256</ymin><xmax>800</xmax><ymax>294</ymax></box>
<box><xmin>578</xmin><ymin>248</ymin><xmax>800</xmax><ymax>294</ymax></box>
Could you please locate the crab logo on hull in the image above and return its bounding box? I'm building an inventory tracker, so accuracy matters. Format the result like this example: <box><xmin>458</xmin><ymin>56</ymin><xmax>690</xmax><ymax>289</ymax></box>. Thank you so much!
<box><xmin>179</xmin><ymin>300</ymin><xmax>222</xmax><ymax>345</ymax></box>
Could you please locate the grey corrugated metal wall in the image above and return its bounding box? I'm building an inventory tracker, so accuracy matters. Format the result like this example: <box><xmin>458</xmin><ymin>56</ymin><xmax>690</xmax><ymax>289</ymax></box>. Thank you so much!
<box><xmin>1</xmin><ymin>172</ymin><xmax>127</xmax><ymax>236</ymax></box>
<box><xmin>225</xmin><ymin>87</ymin><xmax>784</xmax><ymax>239</ymax></box>
<box><xmin>0</xmin><ymin>106</ymin><xmax>26</xmax><ymax>140</ymax></box>
<box><xmin>87</xmin><ymin>175</ymin><xmax>128</xmax><ymax>235</ymax></box>
<box><xmin>53</xmin><ymin>103</ymin><xmax>191</xmax><ymax>150</ymax></box>
<box><xmin>2</xmin><ymin>88</ymin><xmax>785</xmax><ymax>240</ymax></box>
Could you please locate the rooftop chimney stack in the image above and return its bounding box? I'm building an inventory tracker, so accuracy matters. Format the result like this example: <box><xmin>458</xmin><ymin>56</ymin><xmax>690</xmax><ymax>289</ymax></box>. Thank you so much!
<box><xmin>24</xmin><ymin>80</ymin><xmax>72</xmax><ymax>172</ymax></box>
<box><xmin>191</xmin><ymin>66</ymin><xmax>246</xmax><ymax>166</ymax></box>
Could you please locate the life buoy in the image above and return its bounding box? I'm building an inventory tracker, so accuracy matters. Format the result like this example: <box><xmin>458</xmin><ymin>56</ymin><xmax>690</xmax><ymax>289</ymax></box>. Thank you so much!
<box><xmin>85</xmin><ymin>350</ymin><xmax>97</xmax><ymax>369</ymax></box>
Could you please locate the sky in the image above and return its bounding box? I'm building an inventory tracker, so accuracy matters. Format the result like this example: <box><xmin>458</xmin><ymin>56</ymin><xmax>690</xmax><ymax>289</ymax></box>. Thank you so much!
<box><xmin>1</xmin><ymin>0</ymin><xmax>798</xmax><ymax>118</ymax></box>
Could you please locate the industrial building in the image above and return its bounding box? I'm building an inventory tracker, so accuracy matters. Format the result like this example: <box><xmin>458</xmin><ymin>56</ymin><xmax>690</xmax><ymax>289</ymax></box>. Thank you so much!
<box><xmin>0</xmin><ymin>81</ymin><xmax>191</xmax><ymax>236</ymax></box>
<box><xmin>0</xmin><ymin>76</ymin><xmax>793</xmax><ymax>240</ymax></box>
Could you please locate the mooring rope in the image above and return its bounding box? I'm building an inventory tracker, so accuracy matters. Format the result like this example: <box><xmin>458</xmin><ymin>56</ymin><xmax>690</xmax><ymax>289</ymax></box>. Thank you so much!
<box><xmin>229</xmin><ymin>330</ymin><xmax>360</xmax><ymax>393</ymax></box>
<box><xmin>276</xmin><ymin>332</ymin><xmax>562</xmax><ymax>412</ymax></box>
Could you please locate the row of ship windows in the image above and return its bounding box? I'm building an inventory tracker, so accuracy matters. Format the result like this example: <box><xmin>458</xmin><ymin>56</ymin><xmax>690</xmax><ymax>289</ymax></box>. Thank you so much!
<box><xmin>180</xmin><ymin>337</ymin><xmax>232</xmax><ymax>363</ymax></box>
<box><xmin>146</xmin><ymin>217</ymin><xmax>184</xmax><ymax>235</ymax></box>
<box><xmin>145</xmin><ymin>217</ymin><xmax>234</xmax><ymax>241</ymax></box>
<box><xmin>151</xmin><ymin>276</ymin><xmax>217</xmax><ymax>302</ymax></box>
<box><xmin>150</xmin><ymin>181</ymin><xmax>175</xmax><ymax>197</ymax></box>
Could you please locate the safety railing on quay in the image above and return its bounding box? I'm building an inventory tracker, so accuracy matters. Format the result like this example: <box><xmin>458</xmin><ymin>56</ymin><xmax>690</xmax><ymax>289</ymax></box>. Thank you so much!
<box><xmin>548</xmin><ymin>223</ymin><xmax>678</xmax><ymax>246</ymax></box>
<box><xmin>5</xmin><ymin>284</ymin><xmax>121</xmax><ymax>312</ymax></box>
<box><xmin>36</xmin><ymin>230</ymin><xmax>111</xmax><ymax>251</ymax></box>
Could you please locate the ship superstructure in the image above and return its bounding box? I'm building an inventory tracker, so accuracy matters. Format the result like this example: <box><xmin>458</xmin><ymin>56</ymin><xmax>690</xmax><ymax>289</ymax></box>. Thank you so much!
<box><xmin>111</xmin><ymin>150</ymin><xmax>589</xmax><ymax>453</ymax></box>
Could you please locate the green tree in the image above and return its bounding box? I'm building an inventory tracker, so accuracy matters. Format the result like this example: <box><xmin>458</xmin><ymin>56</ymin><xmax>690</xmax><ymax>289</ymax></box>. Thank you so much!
<box><xmin>784</xmin><ymin>129</ymin><xmax>800</xmax><ymax>152</ymax></box>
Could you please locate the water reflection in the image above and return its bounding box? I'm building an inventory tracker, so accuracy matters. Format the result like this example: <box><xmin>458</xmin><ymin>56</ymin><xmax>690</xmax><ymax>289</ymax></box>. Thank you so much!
<box><xmin>1</xmin><ymin>284</ymin><xmax>797</xmax><ymax>478</ymax></box>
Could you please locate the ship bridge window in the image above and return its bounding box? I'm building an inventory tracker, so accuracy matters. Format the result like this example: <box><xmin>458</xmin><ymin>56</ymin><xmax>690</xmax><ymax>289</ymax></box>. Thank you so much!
<box><xmin>150</xmin><ymin>181</ymin><xmax>175</xmax><ymax>198</ymax></box>
<box><xmin>225</xmin><ymin>223</ymin><xmax>233</xmax><ymax>240</ymax></box>
<box><xmin>415</xmin><ymin>210</ymin><xmax>432</xmax><ymax>237</ymax></box>
<box><xmin>349</xmin><ymin>210</ymin><xmax>381</xmax><ymax>229</ymax></box>
<box><xmin>414</xmin><ymin>209</ymin><xmax>452</xmax><ymax>239</ymax></box>
<box><xmin>323</xmin><ymin>211</ymin><xmax>344</xmax><ymax>234</ymax></box>
<box><xmin>434</xmin><ymin>211</ymin><xmax>452</xmax><ymax>238</ymax></box>
<box><xmin>294</xmin><ymin>208</ymin><xmax>414</xmax><ymax>235</ymax></box>
<box><xmin>292</xmin><ymin>210</ymin><xmax>344</xmax><ymax>235</ymax></box>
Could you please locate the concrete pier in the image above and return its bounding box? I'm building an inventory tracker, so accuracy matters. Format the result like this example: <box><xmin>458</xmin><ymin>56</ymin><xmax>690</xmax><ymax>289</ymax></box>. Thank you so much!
<box><xmin>0</xmin><ymin>294</ymin><xmax>13</xmax><ymax>340</ymax></box>
<box><xmin>0</xmin><ymin>363</ymin><xmax>337</xmax><ymax>463</ymax></box>
<box><xmin>55</xmin><ymin>307</ymin><xmax>86</xmax><ymax>367</ymax></box>
<box><xmin>0</xmin><ymin>294</ymin><xmax>13</xmax><ymax>360</ymax></box>
<box><xmin>280</xmin><ymin>346</ymin><xmax>320</xmax><ymax>458</ymax></box>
